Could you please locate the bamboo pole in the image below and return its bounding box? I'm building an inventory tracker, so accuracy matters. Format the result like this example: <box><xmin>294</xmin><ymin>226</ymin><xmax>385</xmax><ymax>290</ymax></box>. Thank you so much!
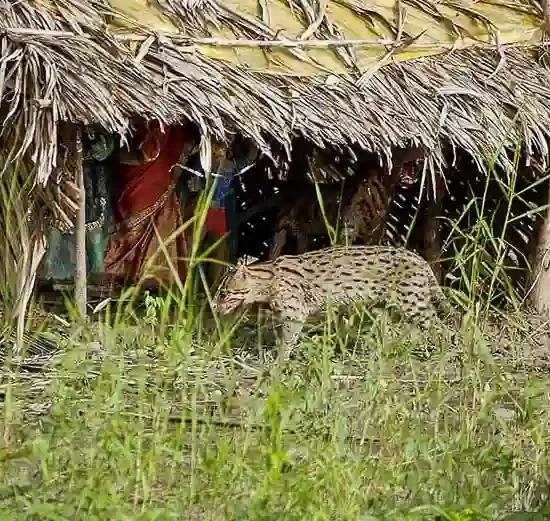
<box><xmin>74</xmin><ymin>126</ymin><xmax>87</xmax><ymax>318</ymax></box>
<box><xmin>528</xmin><ymin>198</ymin><xmax>550</xmax><ymax>315</ymax></box>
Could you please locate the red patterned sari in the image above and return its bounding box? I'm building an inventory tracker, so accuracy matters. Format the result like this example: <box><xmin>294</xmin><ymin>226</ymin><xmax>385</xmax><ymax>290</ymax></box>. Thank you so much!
<box><xmin>104</xmin><ymin>122</ymin><xmax>193</xmax><ymax>287</ymax></box>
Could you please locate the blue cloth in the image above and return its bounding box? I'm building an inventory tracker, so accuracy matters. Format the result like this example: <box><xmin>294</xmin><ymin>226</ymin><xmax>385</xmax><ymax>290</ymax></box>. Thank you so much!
<box><xmin>185</xmin><ymin>153</ymin><xmax>249</xmax><ymax>263</ymax></box>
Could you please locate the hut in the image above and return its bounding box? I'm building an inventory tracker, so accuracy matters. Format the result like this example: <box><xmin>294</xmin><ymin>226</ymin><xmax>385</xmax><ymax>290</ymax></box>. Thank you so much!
<box><xmin>2</xmin><ymin>0</ymin><xmax>550</xmax><ymax>333</ymax></box>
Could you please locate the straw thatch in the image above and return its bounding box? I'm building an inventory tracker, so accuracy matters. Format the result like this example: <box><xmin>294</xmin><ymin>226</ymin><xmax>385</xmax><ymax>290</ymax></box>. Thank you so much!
<box><xmin>0</xmin><ymin>0</ymin><xmax>549</xmax><ymax>190</ymax></box>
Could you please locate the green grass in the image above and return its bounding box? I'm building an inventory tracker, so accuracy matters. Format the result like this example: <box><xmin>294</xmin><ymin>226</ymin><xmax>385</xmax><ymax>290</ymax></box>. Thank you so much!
<box><xmin>3</xmin><ymin>154</ymin><xmax>550</xmax><ymax>521</ymax></box>
<box><xmin>2</xmin><ymin>305</ymin><xmax>550</xmax><ymax>521</ymax></box>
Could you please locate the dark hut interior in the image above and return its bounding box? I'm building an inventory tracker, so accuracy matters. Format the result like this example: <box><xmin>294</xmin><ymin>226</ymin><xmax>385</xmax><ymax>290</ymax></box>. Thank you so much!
<box><xmin>233</xmin><ymin>142</ymin><xmax>548</xmax><ymax>307</ymax></box>
<box><xmin>33</xmin><ymin>118</ymin><xmax>549</xmax><ymax>315</ymax></box>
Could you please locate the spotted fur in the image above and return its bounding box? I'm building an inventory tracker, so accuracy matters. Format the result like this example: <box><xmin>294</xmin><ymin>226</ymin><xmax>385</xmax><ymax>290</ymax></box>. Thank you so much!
<box><xmin>215</xmin><ymin>245</ymin><xmax>459</xmax><ymax>361</ymax></box>
<box><xmin>341</xmin><ymin>176</ymin><xmax>392</xmax><ymax>246</ymax></box>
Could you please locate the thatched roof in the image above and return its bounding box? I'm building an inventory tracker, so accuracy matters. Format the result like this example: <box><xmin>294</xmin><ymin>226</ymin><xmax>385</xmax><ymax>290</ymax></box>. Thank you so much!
<box><xmin>1</xmin><ymin>0</ymin><xmax>549</xmax><ymax>185</ymax></box>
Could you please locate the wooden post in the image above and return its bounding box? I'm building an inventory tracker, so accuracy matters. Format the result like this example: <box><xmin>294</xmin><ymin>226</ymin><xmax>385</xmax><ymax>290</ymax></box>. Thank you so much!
<box><xmin>74</xmin><ymin>126</ymin><xmax>87</xmax><ymax>318</ymax></box>
<box><xmin>529</xmin><ymin>184</ymin><xmax>550</xmax><ymax>314</ymax></box>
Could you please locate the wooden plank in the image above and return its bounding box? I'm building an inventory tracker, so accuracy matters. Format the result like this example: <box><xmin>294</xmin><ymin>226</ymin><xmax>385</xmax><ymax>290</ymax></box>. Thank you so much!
<box><xmin>74</xmin><ymin>127</ymin><xmax>87</xmax><ymax>318</ymax></box>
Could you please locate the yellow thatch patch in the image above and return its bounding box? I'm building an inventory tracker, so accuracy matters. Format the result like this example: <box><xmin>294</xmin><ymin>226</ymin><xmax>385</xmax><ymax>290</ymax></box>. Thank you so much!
<box><xmin>104</xmin><ymin>0</ymin><xmax>543</xmax><ymax>76</ymax></box>
<box><xmin>109</xmin><ymin>0</ymin><xmax>177</xmax><ymax>33</ymax></box>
